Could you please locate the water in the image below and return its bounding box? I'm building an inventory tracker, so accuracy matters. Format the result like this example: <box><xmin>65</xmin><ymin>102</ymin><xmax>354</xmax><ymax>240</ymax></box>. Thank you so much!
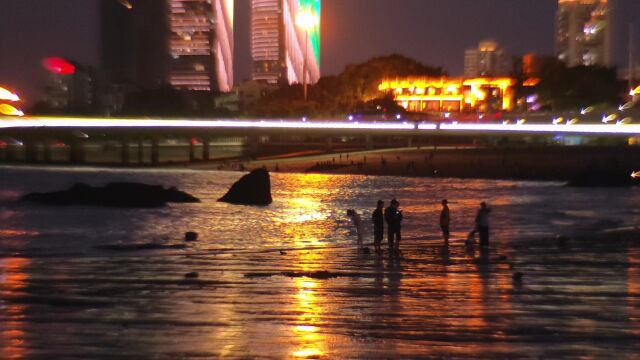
<box><xmin>1</xmin><ymin>166</ymin><xmax>639</xmax><ymax>358</ymax></box>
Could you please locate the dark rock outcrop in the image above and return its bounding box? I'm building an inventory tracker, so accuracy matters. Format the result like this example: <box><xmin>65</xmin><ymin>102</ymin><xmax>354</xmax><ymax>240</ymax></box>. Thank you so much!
<box><xmin>218</xmin><ymin>168</ymin><xmax>272</xmax><ymax>206</ymax></box>
<box><xmin>22</xmin><ymin>182</ymin><xmax>200</xmax><ymax>208</ymax></box>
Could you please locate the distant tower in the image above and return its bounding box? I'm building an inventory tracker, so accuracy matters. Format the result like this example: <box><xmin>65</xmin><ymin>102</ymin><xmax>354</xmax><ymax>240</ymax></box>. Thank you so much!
<box><xmin>464</xmin><ymin>40</ymin><xmax>509</xmax><ymax>77</ymax></box>
<box><xmin>101</xmin><ymin>0</ymin><xmax>170</xmax><ymax>88</ymax></box>
<box><xmin>251</xmin><ymin>0</ymin><xmax>321</xmax><ymax>85</ymax></box>
<box><xmin>168</xmin><ymin>0</ymin><xmax>234</xmax><ymax>92</ymax></box>
<box><xmin>555</xmin><ymin>0</ymin><xmax>612</xmax><ymax>67</ymax></box>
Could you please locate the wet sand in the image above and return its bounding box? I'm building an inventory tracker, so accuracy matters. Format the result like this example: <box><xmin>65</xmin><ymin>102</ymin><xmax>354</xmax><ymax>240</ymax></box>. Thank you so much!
<box><xmin>2</xmin><ymin>230</ymin><xmax>638</xmax><ymax>359</ymax></box>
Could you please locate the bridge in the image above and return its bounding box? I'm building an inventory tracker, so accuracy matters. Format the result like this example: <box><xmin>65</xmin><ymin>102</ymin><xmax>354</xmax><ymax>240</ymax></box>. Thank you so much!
<box><xmin>1</xmin><ymin>116</ymin><xmax>639</xmax><ymax>165</ymax></box>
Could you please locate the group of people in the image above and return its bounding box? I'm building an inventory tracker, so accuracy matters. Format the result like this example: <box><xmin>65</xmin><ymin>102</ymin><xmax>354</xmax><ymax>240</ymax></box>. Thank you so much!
<box><xmin>371</xmin><ymin>199</ymin><xmax>403</xmax><ymax>253</ymax></box>
<box><xmin>350</xmin><ymin>199</ymin><xmax>491</xmax><ymax>254</ymax></box>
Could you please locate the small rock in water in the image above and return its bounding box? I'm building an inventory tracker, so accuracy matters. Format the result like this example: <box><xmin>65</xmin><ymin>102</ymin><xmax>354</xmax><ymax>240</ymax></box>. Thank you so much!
<box><xmin>512</xmin><ymin>272</ymin><xmax>524</xmax><ymax>282</ymax></box>
<box><xmin>184</xmin><ymin>272</ymin><xmax>199</xmax><ymax>278</ymax></box>
<box><xmin>185</xmin><ymin>231</ymin><xmax>198</xmax><ymax>242</ymax></box>
<box><xmin>279</xmin><ymin>250</ymin><xmax>287</xmax><ymax>255</ymax></box>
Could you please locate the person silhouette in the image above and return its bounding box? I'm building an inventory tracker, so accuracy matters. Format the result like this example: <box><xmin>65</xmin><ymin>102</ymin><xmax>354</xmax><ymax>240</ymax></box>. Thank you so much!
<box><xmin>372</xmin><ymin>200</ymin><xmax>384</xmax><ymax>253</ymax></box>
<box><xmin>440</xmin><ymin>199</ymin><xmax>450</xmax><ymax>245</ymax></box>
<box><xmin>384</xmin><ymin>199</ymin><xmax>403</xmax><ymax>253</ymax></box>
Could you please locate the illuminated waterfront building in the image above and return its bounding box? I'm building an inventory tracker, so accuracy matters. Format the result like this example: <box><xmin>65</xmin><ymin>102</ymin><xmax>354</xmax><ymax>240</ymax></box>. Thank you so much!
<box><xmin>464</xmin><ymin>40</ymin><xmax>509</xmax><ymax>77</ymax></box>
<box><xmin>251</xmin><ymin>0</ymin><xmax>321</xmax><ymax>85</ymax></box>
<box><xmin>556</xmin><ymin>0</ymin><xmax>611</xmax><ymax>67</ymax></box>
<box><xmin>169</xmin><ymin>0</ymin><xmax>234</xmax><ymax>92</ymax></box>
<box><xmin>379</xmin><ymin>77</ymin><xmax>516</xmax><ymax>113</ymax></box>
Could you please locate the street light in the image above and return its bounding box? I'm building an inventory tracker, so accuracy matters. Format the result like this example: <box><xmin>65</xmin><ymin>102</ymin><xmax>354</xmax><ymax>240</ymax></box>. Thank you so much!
<box><xmin>296</xmin><ymin>10</ymin><xmax>318</xmax><ymax>102</ymax></box>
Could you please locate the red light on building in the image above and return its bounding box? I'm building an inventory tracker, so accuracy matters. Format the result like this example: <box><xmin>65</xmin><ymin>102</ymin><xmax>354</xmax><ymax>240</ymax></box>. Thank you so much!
<box><xmin>42</xmin><ymin>57</ymin><xmax>76</xmax><ymax>75</ymax></box>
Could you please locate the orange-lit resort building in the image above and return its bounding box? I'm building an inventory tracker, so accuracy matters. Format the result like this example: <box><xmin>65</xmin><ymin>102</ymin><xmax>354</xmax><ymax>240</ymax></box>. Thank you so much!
<box><xmin>378</xmin><ymin>77</ymin><xmax>516</xmax><ymax>113</ymax></box>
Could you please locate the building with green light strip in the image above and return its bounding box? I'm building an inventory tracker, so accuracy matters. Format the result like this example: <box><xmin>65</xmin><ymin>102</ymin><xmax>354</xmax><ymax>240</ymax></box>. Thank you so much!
<box><xmin>251</xmin><ymin>0</ymin><xmax>321</xmax><ymax>85</ymax></box>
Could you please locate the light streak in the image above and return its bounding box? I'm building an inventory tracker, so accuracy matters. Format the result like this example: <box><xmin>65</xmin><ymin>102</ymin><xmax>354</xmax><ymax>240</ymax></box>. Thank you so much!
<box><xmin>631</xmin><ymin>171</ymin><xmax>640</xmax><ymax>179</ymax></box>
<box><xmin>0</xmin><ymin>117</ymin><xmax>418</xmax><ymax>130</ymax></box>
<box><xmin>0</xmin><ymin>87</ymin><xmax>20</xmax><ymax>102</ymax></box>
<box><xmin>3</xmin><ymin>117</ymin><xmax>640</xmax><ymax>135</ymax></box>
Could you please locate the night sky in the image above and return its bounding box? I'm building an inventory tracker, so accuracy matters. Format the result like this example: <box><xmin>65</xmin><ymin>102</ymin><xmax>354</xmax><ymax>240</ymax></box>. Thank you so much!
<box><xmin>1</xmin><ymin>0</ymin><xmax>638</xmax><ymax>105</ymax></box>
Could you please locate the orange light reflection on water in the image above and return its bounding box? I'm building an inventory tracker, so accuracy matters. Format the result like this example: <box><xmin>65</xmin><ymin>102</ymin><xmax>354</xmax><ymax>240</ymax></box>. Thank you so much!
<box><xmin>276</xmin><ymin>174</ymin><xmax>346</xmax><ymax>358</ymax></box>
<box><xmin>0</xmin><ymin>257</ymin><xmax>29</xmax><ymax>360</ymax></box>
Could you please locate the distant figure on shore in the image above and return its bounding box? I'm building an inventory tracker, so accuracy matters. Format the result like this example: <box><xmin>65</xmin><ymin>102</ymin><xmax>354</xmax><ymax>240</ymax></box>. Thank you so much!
<box><xmin>385</xmin><ymin>199</ymin><xmax>403</xmax><ymax>253</ymax></box>
<box><xmin>475</xmin><ymin>202</ymin><xmax>491</xmax><ymax>248</ymax></box>
<box><xmin>347</xmin><ymin>209</ymin><xmax>364</xmax><ymax>246</ymax></box>
<box><xmin>372</xmin><ymin>200</ymin><xmax>385</xmax><ymax>252</ymax></box>
<box><xmin>440</xmin><ymin>199</ymin><xmax>450</xmax><ymax>245</ymax></box>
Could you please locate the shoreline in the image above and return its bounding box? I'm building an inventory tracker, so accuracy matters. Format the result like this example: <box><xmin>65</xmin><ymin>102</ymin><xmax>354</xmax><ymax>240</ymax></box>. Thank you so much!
<box><xmin>3</xmin><ymin>145</ymin><xmax>640</xmax><ymax>184</ymax></box>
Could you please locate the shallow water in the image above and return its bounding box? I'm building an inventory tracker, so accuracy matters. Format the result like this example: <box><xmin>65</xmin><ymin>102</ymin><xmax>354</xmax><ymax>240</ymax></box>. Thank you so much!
<box><xmin>0</xmin><ymin>166</ymin><xmax>639</xmax><ymax>359</ymax></box>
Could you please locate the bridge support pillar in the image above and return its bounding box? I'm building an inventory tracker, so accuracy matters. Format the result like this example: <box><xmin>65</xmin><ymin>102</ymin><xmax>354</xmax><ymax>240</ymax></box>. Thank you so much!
<box><xmin>151</xmin><ymin>138</ymin><xmax>160</xmax><ymax>165</ymax></box>
<box><xmin>245</xmin><ymin>134</ymin><xmax>261</xmax><ymax>158</ymax></box>
<box><xmin>188</xmin><ymin>138</ymin><xmax>196</xmax><ymax>162</ymax></box>
<box><xmin>43</xmin><ymin>141</ymin><xmax>52</xmax><ymax>163</ymax></box>
<box><xmin>25</xmin><ymin>141</ymin><xmax>38</xmax><ymax>162</ymax></box>
<box><xmin>365</xmin><ymin>135</ymin><xmax>373</xmax><ymax>150</ymax></box>
<box><xmin>202</xmin><ymin>137</ymin><xmax>210</xmax><ymax>161</ymax></box>
<box><xmin>5</xmin><ymin>144</ymin><xmax>18</xmax><ymax>162</ymax></box>
<box><xmin>137</xmin><ymin>139</ymin><xmax>144</xmax><ymax>164</ymax></box>
<box><xmin>69</xmin><ymin>139</ymin><xmax>86</xmax><ymax>164</ymax></box>
<box><xmin>121</xmin><ymin>138</ymin><xmax>130</xmax><ymax>164</ymax></box>
<box><xmin>326</xmin><ymin>137</ymin><xmax>333</xmax><ymax>152</ymax></box>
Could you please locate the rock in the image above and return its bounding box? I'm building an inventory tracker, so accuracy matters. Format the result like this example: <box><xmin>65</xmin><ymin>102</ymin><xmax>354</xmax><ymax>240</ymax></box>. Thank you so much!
<box><xmin>279</xmin><ymin>250</ymin><xmax>287</xmax><ymax>255</ymax></box>
<box><xmin>22</xmin><ymin>182</ymin><xmax>200</xmax><ymax>208</ymax></box>
<box><xmin>185</xmin><ymin>232</ymin><xmax>198</xmax><ymax>242</ymax></box>
<box><xmin>184</xmin><ymin>272</ymin><xmax>199</xmax><ymax>278</ymax></box>
<box><xmin>218</xmin><ymin>168</ymin><xmax>272</xmax><ymax>206</ymax></box>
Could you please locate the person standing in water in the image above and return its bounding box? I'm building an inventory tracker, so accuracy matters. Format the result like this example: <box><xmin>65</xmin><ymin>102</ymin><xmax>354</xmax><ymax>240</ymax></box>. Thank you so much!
<box><xmin>347</xmin><ymin>209</ymin><xmax>364</xmax><ymax>247</ymax></box>
<box><xmin>476</xmin><ymin>202</ymin><xmax>491</xmax><ymax>248</ymax></box>
<box><xmin>372</xmin><ymin>200</ymin><xmax>384</xmax><ymax>253</ymax></box>
<box><xmin>440</xmin><ymin>199</ymin><xmax>450</xmax><ymax>245</ymax></box>
<box><xmin>385</xmin><ymin>199</ymin><xmax>403</xmax><ymax>253</ymax></box>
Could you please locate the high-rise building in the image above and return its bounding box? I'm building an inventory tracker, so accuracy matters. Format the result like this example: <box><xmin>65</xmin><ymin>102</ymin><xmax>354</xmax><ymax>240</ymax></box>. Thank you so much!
<box><xmin>251</xmin><ymin>0</ymin><xmax>321</xmax><ymax>85</ymax></box>
<box><xmin>464</xmin><ymin>40</ymin><xmax>509</xmax><ymax>77</ymax></box>
<box><xmin>168</xmin><ymin>0</ymin><xmax>234</xmax><ymax>92</ymax></box>
<box><xmin>101</xmin><ymin>0</ymin><xmax>169</xmax><ymax>88</ymax></box>
<box><xmin>556</xmin><ymin>0</ymin><xmax>611</xmax><ymax>67</ymax></box>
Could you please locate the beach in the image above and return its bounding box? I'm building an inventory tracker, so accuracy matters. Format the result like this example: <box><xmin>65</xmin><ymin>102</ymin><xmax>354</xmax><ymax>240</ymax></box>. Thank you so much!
<box><xmin>1</xmin><ymin>166</ymin><xmax>639</xmax><ymax>358</ymax></box>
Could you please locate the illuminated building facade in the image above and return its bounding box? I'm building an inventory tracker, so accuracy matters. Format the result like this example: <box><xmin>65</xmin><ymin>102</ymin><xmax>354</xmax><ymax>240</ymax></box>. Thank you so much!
<box><xmin>556</xmin><ymin>0</ymin><xmax>611</xmax><ymax>67</ymax></box>
<box><xmin>251</xmin><ymin>0</ymin><xmax>321</xmax><ymax>85</ymax></box>
<box><xmin>169</xmin><ymin>0</ymin><xmax>234</xmax><ymax>92</ymax></box>
<box><xmin>464</xmin><ymin>40</ymin><xmax>509</xmax><ymax>77</ymax></box>
<box><xmin>379</xmin><ymin>77</ymin><xmax>516</xmax><ymax>113</ymax></box>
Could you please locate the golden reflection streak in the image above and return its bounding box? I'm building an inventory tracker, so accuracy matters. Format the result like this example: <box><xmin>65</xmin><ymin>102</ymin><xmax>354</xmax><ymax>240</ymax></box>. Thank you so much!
<box><xmin>276</xmin><ymin>174</ymin><xmax>348</xmax><ymax>358</ymax></box>
<box><xmin>628</xmin><ymin>245</ymin><xmax>640</xmax><ymax>333</ymax></box>
<box><xmin>0</xmin><ymin>257</ymin><xmax>29</xmax><ymax>360</ymax></box>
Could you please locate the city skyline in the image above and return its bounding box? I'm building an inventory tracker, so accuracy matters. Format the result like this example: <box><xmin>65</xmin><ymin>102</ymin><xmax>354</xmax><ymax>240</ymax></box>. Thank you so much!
<box><xmin>1</xmin><ymin>0</ymin><xmax>639</xmax><ymax>104</ymax></box>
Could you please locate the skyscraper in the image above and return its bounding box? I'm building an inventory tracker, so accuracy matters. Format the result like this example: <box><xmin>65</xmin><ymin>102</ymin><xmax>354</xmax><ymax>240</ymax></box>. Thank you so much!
<box><xmin>168</xmin><ymin>0</ymin><xmax>234</xmax><ymax>92</ymax></box>
<box><xmin>464</xmin><ymin>40</ymin><xmax>509</xmax><ymax>77</ymax></box>
<box><xmin>251</xmin><ymin>0</ymin><xmax>321</xmax><ymax>85</ymax></box>
<box><xmin>556</xmin><ymin>0</ymin><xmax>611</xmax><ymax>67</ymax></box>
<box><xmin>101</xmin><ymin>0</ymin><xmax>169</xmax><ymax>88</ymax></box>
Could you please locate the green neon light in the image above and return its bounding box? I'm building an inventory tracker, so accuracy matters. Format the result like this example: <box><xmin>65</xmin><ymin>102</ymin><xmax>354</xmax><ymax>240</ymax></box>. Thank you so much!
<box><xmin>299</xmin><ymin>0</ymin><xmax>321</xmax><ymax>66</ymax></box>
